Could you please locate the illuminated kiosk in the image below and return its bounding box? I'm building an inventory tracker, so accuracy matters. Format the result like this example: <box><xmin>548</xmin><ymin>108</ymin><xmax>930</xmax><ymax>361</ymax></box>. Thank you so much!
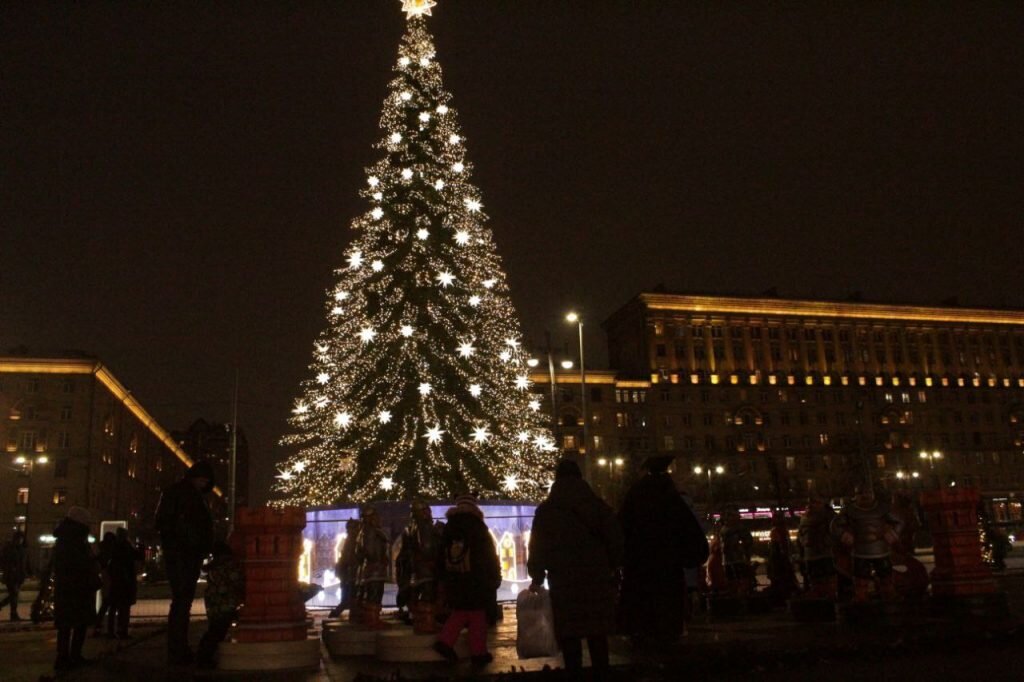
<box><xmin>309</xmin><ymin>500</ymin><xmax>536</xmax><ymax>660</ymax></box>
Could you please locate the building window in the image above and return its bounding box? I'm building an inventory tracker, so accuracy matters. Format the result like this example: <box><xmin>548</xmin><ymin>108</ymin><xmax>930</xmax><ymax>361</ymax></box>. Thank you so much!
<box><xmin>19</xmin><ymin>431</ymin><xmax>36</xmax><ymax>451</ymax></box>
<box><xmin>54</xmin><ymin>457</ymin><xmax>69</xmax><ymax>478</ymax></box>
<box><xmin>592</xmin><ymin>435</ymin><xmax>603</xmax><ymax>452</ymax></box>
<box><xmin>62</xmin><ymin>378</ymin><xmax>75</xmax><ymax>393</ymax></box>
<box><xmin>656</xmin><ymin>344</ymin><xmax>667</xmax><ymax>357</ymax></box>
<box><xmin>58</xmin><ymin>432</ymin><xmax>70</xmax><ymax>449</ymax></box>
<box><xmin>785</xmin><ymin>456</ymin><xmax>796</xmax><ymax>471</ymax></box>
<box><xmin>590</xmin><ymin>387</ymin><xmax>603</xmax><ymax>402</ymax></box>
<box><xmin>663</xmin><ymin>435</ymin><xmax>675</xmax><ymax>450</ymax></box>
<box><xmin>562</xmin><ymin>434</ymin><xmax>578</xmax><ymax>450</ymax></box>
<box><xmin>60</xmin><ymin>406</ymin><xmax>72</xmax><ymax>421</ymax></box>
<box><xmin>103</xmin><ymin>415</ymin><xmax>114</xmax><ymax>437</ymax></box>
<box><xmin>52</xmin><ymin>488</ymin><xmax>68</xmax><ymax>505</ymax></box>
<box><xmin>654</xmin><ymin>321</ymin><xmax>664</xmax><ymax>336</ymax></box>
<box><xmin>875</xmin><ymin>454</ymin><xmax>886</xmax><ymax>468</ymax></box>
<box><xmin>16</xmin><ymin>488</ymin><xmax>29</xmax><ymax>505</ymax></box>
<box><xmin>129</xmin><ymin>433</ymin><xmax>139</xmax><ymax>454</ymax></box>
<box><xmin>25</xmin><ymin>378</ymin><xmax>39</xmax><ymax>394</ymax></box>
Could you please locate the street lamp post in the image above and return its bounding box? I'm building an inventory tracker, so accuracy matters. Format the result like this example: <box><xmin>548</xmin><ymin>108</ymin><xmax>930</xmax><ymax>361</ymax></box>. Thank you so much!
<box><xmin>597</xmin><ymin>456</ymin><xmax>625</xmax><ymax>505</ymax></box>
<box><xmin>919</xmin><ymin>449</ymin><xmax>943</xmax><ymax>488</ymax></box>
<box><xmin>694</xmin><ymin>464</ymin><xmax>725</xmax><ymax>515</ymax></box>
<box><xmin>566</xmin><ymin>312</ymin><xmax>589</xmax><ymax>472</ymax></box>
<box><xmin>13</xmin><ymin>454</ymin><xmax>48</xmax><ymax>544</ymax></box>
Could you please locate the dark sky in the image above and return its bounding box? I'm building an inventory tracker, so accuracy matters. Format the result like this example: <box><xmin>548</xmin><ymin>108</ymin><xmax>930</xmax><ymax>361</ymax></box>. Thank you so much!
<box><xmin>3</xmin><ymin>2</ymin><xmax>1022</xmax><ymax>502</ymax></box>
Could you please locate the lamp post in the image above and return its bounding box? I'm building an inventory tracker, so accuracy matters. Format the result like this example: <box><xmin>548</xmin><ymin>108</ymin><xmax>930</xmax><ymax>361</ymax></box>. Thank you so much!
<box><xmin>528</xmin><ymin>339</ymin><xmax>574</xmax><ymax>450</ymax></box>
<box><xmin>694</xmin><ymin>464</ymin><xmax>725</xmax><ymax>515</ymax></box>
<box><xmin>919</xmin><ymin>449</ymin><xmax>943</xmax><ymax>488</ymax></box>
<box><xmin>597</xmin><ymin>456</ymin><xmax>625</xmax><ymax>505</ymax></box>
<box><xmin>566</xmin><ymin>312</ymin><xmax>589</xmax><ymax>473</ymax></box>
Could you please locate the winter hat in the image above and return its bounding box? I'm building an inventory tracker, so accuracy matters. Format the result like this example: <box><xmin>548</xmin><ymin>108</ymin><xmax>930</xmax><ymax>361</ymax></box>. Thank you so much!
<box><xmin>555</xmin><ymin>458</ymin><xmax>583</xmax><ymax>479</ymax></box>
<box><xmin>453</xmin><ymin>493</ymin><xmax>483</xmax><ymax>519</ymax></box>
<box><xmin>66</xmin><ymin>506</ymin><xmax>92</xmax><ymax>527</ymax></box>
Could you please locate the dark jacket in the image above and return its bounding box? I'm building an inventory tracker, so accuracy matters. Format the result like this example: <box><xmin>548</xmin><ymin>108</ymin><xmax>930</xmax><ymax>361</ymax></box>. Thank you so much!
<box><xmin>155</xmin><ymin>478</ymin><xmax>214</xmax><ymax>558</ymax></box>
<box><xmin>528</xmin><ymin>476</ymin><xmax>624</xmax><ymax>638</ymax></box>
<box><xmin>618</xmin><ymin>472</ymin><xmax>708</xmax><ymax>639</ymax></box>
<box><xmin>53</xmin><ymin>519</ymin><xmax>100</xmax><ymax>628</ymax></box>
<box><xmin>437</xmin><ymin>510</ymin><xmax>501</xmax><ymax>611</ymax></box>
<box><xmin>109</xmin><ymin>538</ymin><xmax>144</xmax><ymax>604</ymax></box>
<box><xmin>1</xmin><ymin>536</ymin><xmax>29</xmax><ymax>587</ymax></box>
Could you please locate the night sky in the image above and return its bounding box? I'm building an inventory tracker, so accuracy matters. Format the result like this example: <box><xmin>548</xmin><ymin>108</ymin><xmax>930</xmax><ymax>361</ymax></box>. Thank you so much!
<box><xmin>3</xmin><ymin>2</ymin><xmax>1022</xmax><ymax>502</ymax></box>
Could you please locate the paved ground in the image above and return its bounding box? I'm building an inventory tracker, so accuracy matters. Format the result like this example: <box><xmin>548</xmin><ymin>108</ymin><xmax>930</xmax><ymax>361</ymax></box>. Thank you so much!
<box><xmin>2</xmin><ymin>557</ymin><xmax>1023</xmax><ymax>681</ymax></box>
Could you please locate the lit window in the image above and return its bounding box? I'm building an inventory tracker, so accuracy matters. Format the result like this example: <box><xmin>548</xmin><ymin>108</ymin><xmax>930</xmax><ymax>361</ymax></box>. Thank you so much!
<box><xmin>52</xmin><ymin>488</ymin><xmax>68</xmax><ymax>505</ymax></box>
<box><xmin>60</xmin><ymin>406</ymin><xmax>72</xmax><ymax>421</ymax></box>
<box><xmin>785</xmin><ymin>456</ymin><xmax>796</xmax><ymax>471</ymax></box>
<box><xmin>16</xmin><ymin>488</ymin><xmax>29</xmax><ymax>505</ymax></box>
<box><xmin>876</xmin><ymin>454</ymin><xmax>886</xmax><ymax>469</ymax></box>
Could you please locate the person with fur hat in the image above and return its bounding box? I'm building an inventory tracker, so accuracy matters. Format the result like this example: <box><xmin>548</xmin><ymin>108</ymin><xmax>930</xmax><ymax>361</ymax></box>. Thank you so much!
<box><xmin>155</xmin><ymin>459</ymin><xmax>215</xmax><ymax>664</ymax></box>
<box><xmin>433</xmin><ymin>494</ymin><xmax>500</xmax><ymax>667</ymax></box>
<box><xmin>53</xmin><ymin>506</ymin><xmax>101</xmax><ymax>671</ymax></box>
<box><xmin>528</xmin><ymin>458</ymin><xmax>623</xmax><ymax>678</ymax></box>
<box><xmin>618</xmin><ymin>455</ymin><xmax>708</xmax><ymax>647</ymax></box>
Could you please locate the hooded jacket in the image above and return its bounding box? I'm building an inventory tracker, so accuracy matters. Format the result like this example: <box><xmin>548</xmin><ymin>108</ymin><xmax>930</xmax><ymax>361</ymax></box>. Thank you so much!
<box><xmin>53</xmin><ymin>518</ymin><xmax>100</xmax><ymax>628</ymax></box>
<box><xmin>437</xmin><ymin>508</ymin><xmax>500</xmax><ymax>611</ymax></box>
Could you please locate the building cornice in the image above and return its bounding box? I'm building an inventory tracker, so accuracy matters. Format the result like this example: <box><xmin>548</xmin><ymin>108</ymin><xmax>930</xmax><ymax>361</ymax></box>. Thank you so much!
<box><xmin>1</xmin><ymin>357</ymin><xmax>199</xmax><ymax>474</ymax></box>
<box><xmin>637</xmin><ymin>293</ymin><xmax>1024</xmax><ymax>326</ymax></box>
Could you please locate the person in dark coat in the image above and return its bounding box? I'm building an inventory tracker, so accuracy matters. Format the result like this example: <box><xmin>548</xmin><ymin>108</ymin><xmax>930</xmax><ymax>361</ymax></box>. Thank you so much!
<box><xmin>0</xmin><ymin>529</ymin><xmax>30</xmax><ymax>621</ymax></box>
<box><xmin>433</xmin><ymin>494</ymin><xmax>501</xmax><ymax>667</ymax></box>
<box><xmin>618</xmin><ymin>455</ymin><xmax>708</xmax><ymax>647</ymax></box>
<box><xmin>108</xmin><ymin>528</ymin><xmax>144</xmax><ymax>638</ymax></box>
<box><xmin>528</xmin><ymin>458</ymin><xmax>623</xmax><ymax>678</ymax></box>
<box><xmin>53</xmin><ymin>507</ymin><xmax>101</xmax><ymax>672</ymax></box>
<box><xmin>155</xmin><ymin>459</ymin><xmax>215</xmax><ymax>665</ymax></box>
<box><xmin>328</xmin><ymin>518</ymin><xmax>361</xmax><ymax>619</ymax></box>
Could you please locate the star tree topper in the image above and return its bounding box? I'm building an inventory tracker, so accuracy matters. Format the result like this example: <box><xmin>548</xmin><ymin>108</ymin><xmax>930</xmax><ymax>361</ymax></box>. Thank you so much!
<box><xmin>401</xmin><ymin>0</ymin><xmax>437</xmax><ymax>19</ymax></box>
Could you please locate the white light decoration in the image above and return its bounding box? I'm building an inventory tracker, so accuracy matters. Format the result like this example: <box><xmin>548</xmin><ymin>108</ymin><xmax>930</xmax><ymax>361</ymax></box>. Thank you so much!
<box><xmin>373</xmin><ymin>192</ymin><xmax>383</xmax><ymax>200</ymax></box>
<box><xmin>499</xmin><ymin>350</ymin><xmax>512</xmax><ymax>362</ymax></box>
<box><xmin>449</xmin><ymin>134</ymin><xmax>460</xmax><ymax>144</ymax></box>
<box><xmin>452</xmin><ymin>161</ymin><xmax>464</xmax><ymax>173</ymax></box>
<box><xmin>314</xmin><ymin>397</ymin><xmax>329</xmax><ymax>409</ymax></box>
<box><xmin>400</xmin><ymin>325</ymin><xmax>415</xmax><ymax>337</ymax></box>
<box><xmin>401</xmin><ymin>0</ymin><xmax>437</xmax><ymax>19</ymax></box>
<box><xmin>401</xmin><ymin>168</ymin><xmax>414</xmax><ymax>180</ymax></box>
<box><xmin>505</xmin><ymin>338</ymin><xmax>520</xmax><ymax>348</ymax></box>
<box><xmin>436</xmin><ymin>104</ymin><xmax>448</xmax><ymax>114</ymax></box>
<box><xmin>469</xmin><ymin>383</ymin><xmax>482</xmax><ymax>397</ymax></box>
<box><xmin>317</xmin><ymin>373</ymin><xmax>330</xmax><ymax>385</ymax></box>
<box><xmin>416</xmin><ymin>228</ymin><xmax>430</xmax><ymax>240</ymax></box>
<box><xmin>437</xmin><ymin>271</ymin><xmax>455</xmax><ymax>287</ymax></box>
<box><xmin>472</xmin><ymin>426</ymin><xmax>491</xmax><ymax>443</ymax></box>
<box><xmin>517</xmin><ymin>431</ymin><xmax>531</xmax><ymax>443</ymax></box>
<box><xmin>503</xmin><ymin>475</ymin><xmax>519</xmax><ymax>492</ymax></box>
<box><xmin>293</xmin><ymin>401</ymin><xmax>309</xmax><ymax>416</ymax></box>
<box><xmin>468</xmin><ymin>295</ymin><xmax>481</xmax><ymax>307</ymax></box>
<box><xmin>331</xmin><ymin>306</ymin><xmax>343</xmax><ymax>316</ymax></box>
<box><xmin>390</xmin><ymin>132</ymin><xmax>402</xmax><ymax>143</ymax></box>
<box><xmin>400</xmin><ymin>91</ymin><xmax>413</xmax><ymax>101</ymax></box>
<box><xmin>419</xmin><ymin>112</ymin><xmax>431</xmax><ymax>122</ymax></box>
<box><xmin>419</xmin><ymin>56</ymin><xmax>431</xmax><ymax>67</ymax></box>
<box><xmin>316</xmin><ymin>343</ymin><xmax>328</xmax><ymax>354</ymax></box>
<box><xmin>358</xmin><ymin>327</ymin><xmax>377</xmax><ymax>343</ymax></box>
<box><xmin>378</xmin><ymin>410</ymin><xmax>392</xmax><ymax>424</ymax></box>
<box><xmin>399</xmin><ymin>56</ymin><xmax>411</xmax><ymax>67</ymax></box>
<box><xmin>276</xmin><ymin>467</ymin><xmax>294</xmax><ymax>482</ymax></box>
<box><xmin>457</xmin><ymin>341</ymin><xmax>476</xmax><ymax>358</ymax></box>
<box><xmin>368</xmin><ymin>176</ymin><xmax>380</xmax><ymax>187</ymax></box>
<box><xmin>347</xmin><ymin>251</ymin><xmax>363</xmax><ymax>269</ymax></box>
<box><xmin>335</xmin><ymin>291</ymin><xmax>350</xmax><ymax>301</ymax></box>
<box><xmin>454</xmin><ymin>230</ymin><xmax>470</xmax><ymax>245</ymax></box>
<box><xmin>418</xmin><ymin>382</ymin><xmax>432</xmax><ymax>396</ymax></box>
<box><xmin>380</xmin><ymin>476</ymin><xmax>395</xmax><ymax>491</ymax></box>
<box><xmin>464</xmin><ymin>197</ymin><xmax>482</xmax><ymax>213</ymax></box>
<box><xmin>434</xmin><ymin>179</ymin><xmax>445</xmax><ymax>190</ymax></box>
<box><xmin>515</xmin><ymin>375</ymin><xmax>530</xmax><ymax>390</ymax></box>
<box><xmin>334</xmin><ymin>411</ymin><xmax>352</xmax><ymax>428</ymax></box>
<box><xmin>371</xmin><ymin>259</ymin><xmax>384</xmax><ymax>271</ymax></box>
<box><xmin>424</xmin><ymin>424</ymin><xmax>445</xmax><ymax>444</ymax></box>
<box><xmin>482</xmin><ymin>279</ymin><xmax>496</xmax><ymax>289</ymax></box>
<box><xmin>371</xmin><ymin>207</ymin><xmax>384</xmax><ymax>220</ymax></box>
<box><xmin>528</xmin><ymin>400</ymin><xmax>541</xmax><ymax>411</ymax></box>
<box><xmin>292</xmin><ymin>460</ymin><xmax>308</xmax><ymax>473</ymax></box>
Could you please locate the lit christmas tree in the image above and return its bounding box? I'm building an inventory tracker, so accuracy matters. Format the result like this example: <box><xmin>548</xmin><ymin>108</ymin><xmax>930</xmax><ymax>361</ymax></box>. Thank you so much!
<box><xmin>275</xmin><ymin>0</ymin><xmax>557</xmax><ymax>506</ymax></box>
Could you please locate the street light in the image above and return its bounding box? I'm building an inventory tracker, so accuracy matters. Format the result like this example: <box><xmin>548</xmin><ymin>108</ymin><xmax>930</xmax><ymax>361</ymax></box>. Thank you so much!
<box><xmin>13</xmin><ymin>454</ymin><xmax>48</xmax><ymax>542</ymax></box>
<box><xmin>560</xmin><ymin>360</ymin><xmax>574</xmax><ymax>370</ymax></box>
<box><xmin>694</xmin><ymin>464</ymin><xmax>725</xmax><ymax>512</ymax></box>
<box><xmin>598</xmin><ymin>456</ymin><xmax>626</xmax><ymax>505</ymax></box>
<box><xmin>566</xmin><ymin>311</ymin><xmax>589</xmax><ymax>468</ymax></box>
<box><xmin>919</xmin><ymin>450</ymin><xmax>943</xmax><ymax>469</ymax></box>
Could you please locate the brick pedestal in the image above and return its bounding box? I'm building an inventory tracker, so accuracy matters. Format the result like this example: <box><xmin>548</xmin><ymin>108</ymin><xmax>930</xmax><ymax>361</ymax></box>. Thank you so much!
<box><xmin>920</xmin><ymin>488</ymin><xmax>1008</xmax><ymax>619</ymax></box>
<box><xmin>229</xmin><ymin>506</ymin><xmax>310</xmax><ymax>643</ymax></box>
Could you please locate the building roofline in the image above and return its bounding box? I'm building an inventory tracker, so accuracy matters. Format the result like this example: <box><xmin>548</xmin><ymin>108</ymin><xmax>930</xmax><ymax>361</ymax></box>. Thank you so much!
<box><xmin>627</xmin><ymin>292</ymin><xmax>1024</xmax><ymax>326</ymax></box>
<box><xmin>0</xmin><ymin>356</ymin><xmax>199</xmax><ymax>473</ymax></box>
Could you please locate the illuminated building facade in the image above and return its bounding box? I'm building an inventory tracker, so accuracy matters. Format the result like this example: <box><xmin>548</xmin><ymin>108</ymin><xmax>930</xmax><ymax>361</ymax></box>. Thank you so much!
<box><xmin>0</xmin><ymin>354</ymin><xmax>195</xmax><ymax>566</ymax></box>
<box><xmin>535</xmin><ymin>293</ymin><xmax>1024</xmax><ymax>525</ymax></box>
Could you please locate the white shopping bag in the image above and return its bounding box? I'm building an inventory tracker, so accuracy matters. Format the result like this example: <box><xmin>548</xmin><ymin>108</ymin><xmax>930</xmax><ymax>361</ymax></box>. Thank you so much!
<box><xmin>516</xmin><ymin>586</ymin><xmax>559</xmax><ymax>658</ymax></box>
